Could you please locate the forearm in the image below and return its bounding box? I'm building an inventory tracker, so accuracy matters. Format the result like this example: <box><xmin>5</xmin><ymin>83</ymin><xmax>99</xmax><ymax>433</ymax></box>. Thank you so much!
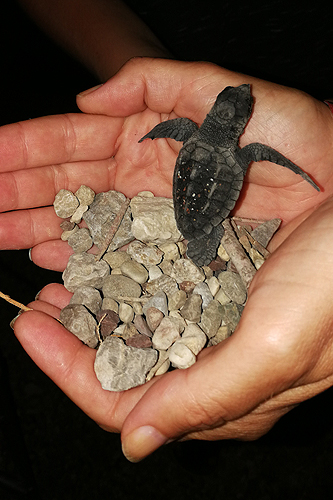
<box><xmin>17</xmin><ymin>0</ymin><xmax>171</xmax><ymax>81</ymax></box>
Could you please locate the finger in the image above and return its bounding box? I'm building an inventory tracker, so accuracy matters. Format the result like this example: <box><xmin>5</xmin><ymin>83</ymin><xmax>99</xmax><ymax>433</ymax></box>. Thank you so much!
<box><xmin>120</xmin><ymin>198</ymin><xmax>333</xmax><ymax>461</ymax></box>
<box><xmin>0</xmin><ymin>113</ymin><xmax>122</xmax><ymax>173</ymax></box>
<box><xmin>30</xmin><ymin>240</ymin><xmax>73</xmax><ymax>271</ymax></box>
<box><xmin>35</xmin><ymin>283</ymin><xmax>72</xmax><ymax>309</ymax></box>
<box><xmin>13</xmin><ymin>310</ymin><xmax>151</xmax><ymax>430</ymax></box>
<box><xmin>77</xmin><ymin>58</ymin><xmax>250</xmax><ymax>120</ymax></box>
<box><xmin>0</xmin><ymin>158</ymin><xmax>115</xmax><ymax>213</ymax></box>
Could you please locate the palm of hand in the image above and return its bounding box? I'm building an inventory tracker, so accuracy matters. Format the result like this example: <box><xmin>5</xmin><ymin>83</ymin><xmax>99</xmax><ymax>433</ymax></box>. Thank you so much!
<box><xmin>4</xmin><ymin>59</ymin><xmax>333</xmax><ymax>461</ymax></box>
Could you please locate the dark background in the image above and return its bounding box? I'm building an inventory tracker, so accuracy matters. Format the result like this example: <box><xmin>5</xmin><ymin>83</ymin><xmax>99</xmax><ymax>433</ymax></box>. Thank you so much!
<box><xmin>1</xmin><ymin>0</ymin><xmax>333</xmax><ymax>498</ymax></box>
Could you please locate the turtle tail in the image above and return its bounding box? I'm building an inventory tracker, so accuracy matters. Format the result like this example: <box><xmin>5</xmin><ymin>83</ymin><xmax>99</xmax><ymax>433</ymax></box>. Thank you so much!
<box><xmin>186</xmin><ymin>225</ymin><xmax>224</xmax><ymax>267</ymax></box>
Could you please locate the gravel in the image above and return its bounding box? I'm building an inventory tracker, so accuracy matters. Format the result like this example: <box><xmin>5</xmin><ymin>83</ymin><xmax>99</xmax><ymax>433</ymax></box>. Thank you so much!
<box><xmin>53</xmin><ymin>186</ymin><xmax>280</xmax><ymax>391</ymax></box>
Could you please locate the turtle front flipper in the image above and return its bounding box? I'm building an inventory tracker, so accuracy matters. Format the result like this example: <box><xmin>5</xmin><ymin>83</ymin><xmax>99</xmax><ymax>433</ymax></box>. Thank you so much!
<box><xmin>239</xmin><ymin>143</ymin><xmax>320</xmax><ymax>191</ymax></box>
<box><xmin>139</xmin><ymin>118</ymin><xmax>198</xmax><ymax>143</ymax></box>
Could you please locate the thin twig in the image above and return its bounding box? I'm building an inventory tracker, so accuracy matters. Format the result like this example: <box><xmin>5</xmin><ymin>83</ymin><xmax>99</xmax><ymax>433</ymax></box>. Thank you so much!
<box><xmin>0</xmin><ymin>291</ymin><xmax>32</xmax><ymax>311</ymax></box>
<box><xmin>95</xmin><ymin>197</ymin><xmax>131</xmax><ymax>261</ymax></box>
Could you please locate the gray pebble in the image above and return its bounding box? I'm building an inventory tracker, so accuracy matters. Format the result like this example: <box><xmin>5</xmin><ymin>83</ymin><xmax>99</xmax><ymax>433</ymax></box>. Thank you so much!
<box><xmin>180</xmin><ymin>294</ymin><xmax>202</xmax><ymax>322</ymax></box>
<box><xmin>70</xmin><ymin>285</ymin><xmax>102</xmax><ymax>315</ymax></box>
<box><xmin>103</xmin><ymin>250</ymin><xmax>131</xmax><ymax>269</ymax></box>
<box><xmin>134</xmin><ymin>315</ymin><xmax>153</xmax><ymax>337</ymax></box>
<box><xmin>53</xmin><ymin>189</ymin><xmax>79</xmax><ymax>218</ymax></box>
<box><xmin>103</xmin><ymin>274</ymin><xmax>141</xmax><ymax>300</ymax></box>
<box><xmin>127</xmin><ymin>241</ymin><xmax>163</xmax><ymax>266</ymax></box>
<box><xmin>143</xmin><ymin>290</ymin><xmax>168</xmax><ymax>317</ymax></box>
<box><xmin>168</xmin><ymin>289</ymin><xmax>187</xmax><ymax>311</ymax></box>
<box><xmin>193</xmin><ymin>282</ymin><xmax>214</xmax><ymax>309</ymax></box>
<box><xmin>120</xmin><ymin>259</ymin><xmax>148</xmax><ymax>284</ymax></box>
<box><xmin>170</xmin><ymin>259</ymin><xmax>205</xmax><ymax>285</ymax></box>
<box><xmin>60</xmin><ymin>304</ymin><xmax>98</xmax><ymax>348</ymax></box>
<box><xmin>94</xmin><ymin>337</ymin><xmax>158</xmax><ymax>391</ymax></box>
<box><xmin>75</xmin><ymin>185</ymin><xmax>95</xmax><ymax>206</ymax></box>
<box><xmin>145</xmin><ymin>274</ymin><xmax>179</xmax><ymax>298</ymax></box>
<box><xmin>83</xmin><ymin>191</ymin><xmax>134</xmax><ymax>250</ymax></box>
<box><xmin>63</xmin><ymin>253</ymin><xmax>110</xmax><ymax>292</ymax></box>
<box><xmin>200</xmin><ymin>300</ymin><xmax>224</xmax><ymax>338</ymax></box>
<box><xmin>67</xmin><ymin>227</ymin><xmax>93</xmax><ymax>253</ymax></box>
<box><xmin>221</xmin><ymin>302</ymin><xmax>242</xmax><ymax>331</ymax></box>
<box><xmin>251</xmin><ymin>218</ymin><xmax>281</xmax><ymax>248</ymax></box>
<box><xmin>217</xmin><ymin>270</ymin><xmax>247</xmax><ymax>305</ymax></box>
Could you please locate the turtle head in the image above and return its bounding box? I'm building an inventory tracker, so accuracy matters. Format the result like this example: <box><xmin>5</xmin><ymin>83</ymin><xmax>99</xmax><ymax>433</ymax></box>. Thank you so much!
<box><xmin>210</xmin><ymin>84</ymin><xmax>253</xmax><ymax>135</ymax></box>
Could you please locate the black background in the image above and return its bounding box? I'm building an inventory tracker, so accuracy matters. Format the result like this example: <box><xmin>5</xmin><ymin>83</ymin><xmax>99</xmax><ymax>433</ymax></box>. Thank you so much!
<box><xmin>1</xmin><ymin>1</ymin><xmax>333</xmax><ymax>498</ymax></box>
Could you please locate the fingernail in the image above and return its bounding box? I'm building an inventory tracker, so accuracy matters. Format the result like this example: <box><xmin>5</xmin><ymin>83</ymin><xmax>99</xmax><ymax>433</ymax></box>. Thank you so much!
<box><xmin>10</xmin><ymin>310</ymin><xmax>24</xmax><ymax>330</ymax></box>
<box><xmin>121</xmin><ymin>426</ymin><xmax>168</xmax><ymax>463</ymax></box>
<box><xmin>77</xmin><ymin>84</ymin><xmax>104</xmax><ymax>97</ymax></box>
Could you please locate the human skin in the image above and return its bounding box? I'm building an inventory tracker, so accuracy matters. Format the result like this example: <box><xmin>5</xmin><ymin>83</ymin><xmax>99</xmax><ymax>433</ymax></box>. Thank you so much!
<box><xmin>1</xmin><ymin>58</ymin><xmax>333</xmax><ymax>462</ymax></box>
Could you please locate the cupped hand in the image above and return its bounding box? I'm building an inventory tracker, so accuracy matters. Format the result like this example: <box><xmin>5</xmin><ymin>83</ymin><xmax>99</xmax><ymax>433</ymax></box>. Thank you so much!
<box><xmin>2</xmin><ymin>58</ymin><xmax>333</xmax><ymax>461</ymax></box>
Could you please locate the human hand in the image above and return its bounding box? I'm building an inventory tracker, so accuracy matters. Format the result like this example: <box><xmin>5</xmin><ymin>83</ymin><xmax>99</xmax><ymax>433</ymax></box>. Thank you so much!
<box><xmin>2</xmin><ymin>58</ymin><xmax>333</xmax><ymax>461</ymax></box>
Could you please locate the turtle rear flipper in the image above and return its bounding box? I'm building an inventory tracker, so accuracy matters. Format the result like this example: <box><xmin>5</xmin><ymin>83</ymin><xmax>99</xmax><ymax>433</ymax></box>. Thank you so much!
<box><xmin>139</xmin><ymin>118</ymin><xmax>198</xmax><ymax>143</ymax></box>
<box><xmin>186</xmin><ymin>224</ymin><xmax>224</xmax><ymax>267</ymax></box>
<box><xmin>240</xmin><ymin>143</ymin><xmax>320</xmax><ymax>191</ymax></box>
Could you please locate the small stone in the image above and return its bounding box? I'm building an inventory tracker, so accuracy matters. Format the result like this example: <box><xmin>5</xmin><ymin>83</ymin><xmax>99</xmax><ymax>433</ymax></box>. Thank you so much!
<box><xmin>96</xmin><ymin>309</ymin><xmax>119</xmax><ymax>339</ymax></box>
<box><xmin>53</xmin><ymin>189</ymin><xmax>79</xmax><ymax>218</ymax></box>
<box><xmin>70</xmin><ymin>204</ymin><xmax>89</xmax><ymax>224</ymax></box>
<box><xmin>130</xmin><ymin>194</ymin><xmax>181</xmax><ymax>243</ymax></box>
<box><xmin>200</xmin><ymin>300</ymin><xmax>224</xmax><ymax>338</ymax></box>
<box><xmin>208</xmin><ymin>325</ymin><xmax>231</xmax><ymax>346</ymax></box>
<box><xmin>249</xmin><ymin>247</ymin><xmax>265</xmax><ymax>269</ymax></box>
<box><xmin>121</xmin><ymin>322</ymin><xmax>139</xmax><ymax>340</ymax></box>
<box><xmin>177</xmin><ymin>241</ymin><xmax>187</xmax><ymax>256</ymax></box>
<box><xmin>171</xmin><ymin>259</ymin><xmax>205</xmax><ymax>285</ymax></box>
<box><xmin>60</xmin><ymin>304</ymin><xmax>98</xmax><ymax>348</ymax></box>
<box><xmin>168</xmin><ymin>310</ymin><xmax>187</xmax><ymax>332</ymax></box>
<box><xmin>148</xmin><ymin>265</ymin><xmax>163</xmax><ymax>281</ymax></box>
<box><xmin>132</xmin><ymin>302</ymin><xmax>143</xmax><ymax>315</ymax></box>
<box><xmin>61</xmin><ymin>224</ymin><xmax>79</xmax><ymax>241</ymax></box>
<box><xmin>180</xmin><ymin>294</ymin><xmax>202</xmax><ymax>322</ymax></box>
<box><xmin>118</xmin><ymin>302</ymin><xmax>134</xmax><ymax>323</ymax></box>
<box><xmin>251</xmin><ymin>218</ymin><xmax>281</xmax><ymax>248</ymax></box>
<box><xmin>145</xmin><ymin>307</ymin><xmax>164</xmax><ymax>332</ymax></box>
<box><xmin>159</xmin><ymin>242</ymin><xmax>180</xmax><ymax>261</ymax></box>
<box><xmin>70</xmin><ymin>285</ymin><xmax>102</xmax><ymax>314</ymax></box>
<box><xmin>217</xmin><ymin>271</ymin><xmax>247</xmax><ymax>305</ymax></box>
<box><xmin>67</xmin><ymin>227</ymin><xmax>93</xmax><ymax>252</ymax></box>
<box><xmin>101</xmin><ymin>297</ymin><xmax>118</xmax><ymax>313</ymax></box>
<box><xmin>94</xmin><ymin>337</ymin><xmax>158</xmax><ymax>391</ymax></box>
<box><xmin>168</xmin><ymin>290</ymin><xmax>187</xmax><ymax>311</ymax></box>
<box><xmin>169</xmin><ymin>342</ymin><xmax>196</xmax><ymax>369</ymax></box>
<box><xmin>127</xmin><ymin>241</ymin><xmax>163</xmax><ymax>266</ymax></box>
<box><xmin>145</xmin><ymin>274</ymin><xmax>179</xmax><ymax>298</ymax></box>
<box><xmin>83</xmin><ymin>190</ymin><xmax>134</xmax><ymax>251</ymax></box>
<box><xmin>179</xmin><ymin>280</ymin><xmax>196</xmax><ymax>294</ymax></box>
<box><xmin>134</xmin><ymin>315</ymin><xmax>153</xmax><ymax>337</ymax></box>
<box><xmin>181</xmin><ymin>324</ymin><xmax>207</xmax><ymax>355</ymax></box>
<box><xmin>142</xmin><ymin>291</ymin><xmax>168</xmax><ymax>317</ymax></box>
<box><xmin>120</xmin><ymin>259</ymin><xmax>149</xmax><ymax>284</ymax></box>
<box><xmin>217</xmin><ymin>243</ymin><xmax>230</xmax><ymax>261</ymax></box>
<box><xmin>60</xmin><ymin>220</ymin><xmax>75</xmax><ymax>231</ymax></box>
<box><xmin>103</xmin><ymin>250</ymin><xmax>131</xmax><ymax>269</ymax></box>
<box><xmin>63</xmin><ymin>253</ymin><xmax>110</xmax><ymax>292</ymax></box>
<box><xmin>75</xmin><ymin>185</ymin><xmax>95</xmax><ymax>206</ymax></box>
<box><xmin>158</xmin><ymin>259</ymin><xmax>173</xmax><ymax>276</ymax></box>
<box><xmin>206</xmin><ymin>276</ymin><xmax>220</xmax><ymax>296</ymax></box>
<box><xmin>103</xmin><ymin>275</ymin><xmax>141</xmax><ymax>300</ymax></box>
<box><xmin>215</xmin><ymin>287</ymin><xmax>232</xmax><ymax>305</ymax></box>
<box><xmin>152</xmin><ymin>317</ymin><xmax>181</xmax><ymax>350</ymax></box>
<box><xmin>193</xmin><ymin>282</ymin><xmax>214</xmax><ymax>309</ymax></box>
<box><xmin>202</xmin><ymin>265</ymin><xmax>214</xmax><ymax>279</ymax></box>
<box><xmin>146</xmin><ymin>350</ymin><xmax>170</xmax><ymax>381</ymax></box>
<box><xmin>126</xmin><ymin>334</ymin><xmax>152</xmax><ymax>348</ymax></box>
<box><xmin>221</xmin><ymin>302</ymin><xmax>241</xmax><ymax>331</ymax></box>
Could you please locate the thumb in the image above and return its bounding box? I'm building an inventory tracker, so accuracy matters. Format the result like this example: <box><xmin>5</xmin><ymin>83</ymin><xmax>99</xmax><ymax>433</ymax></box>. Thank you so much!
<box><xmin>120</xmin><ymin>318</ymin><xmax>292</xmax><ymax>462</ymax></box>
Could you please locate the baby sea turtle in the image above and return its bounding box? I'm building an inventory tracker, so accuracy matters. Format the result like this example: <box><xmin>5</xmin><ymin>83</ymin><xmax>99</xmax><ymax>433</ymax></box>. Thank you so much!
<box><xmin>139</xmin><ymin>84</ymin><xmax>319</xmax><ymax>266</ymax></box>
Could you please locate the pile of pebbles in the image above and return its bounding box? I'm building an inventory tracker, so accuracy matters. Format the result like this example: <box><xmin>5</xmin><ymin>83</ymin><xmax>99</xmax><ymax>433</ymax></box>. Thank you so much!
<box><xmin>53</xmin><ymin>186</ymin><xmax>280</xmax><ymax>391</ymax></box>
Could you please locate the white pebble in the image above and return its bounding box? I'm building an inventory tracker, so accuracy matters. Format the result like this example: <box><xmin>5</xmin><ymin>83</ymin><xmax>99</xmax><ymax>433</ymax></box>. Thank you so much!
<box><xmin>152</xmin><ymin>317</ymin><xmax>181</xmax><ymax>350</ymax></box>
<box><xmin>169</xmin><ymin>342</ymin><xmax>196</xmax><ymax>369</ymax></box>
<box><xmin>118</xmin><ymin>302</ymin><xmax>134</xmax><ymax>323</ymax></box>
<box><xmin>206</xmin><ymin>276</ymin><xmax>220</xmax><ymax>296</ymax></box>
